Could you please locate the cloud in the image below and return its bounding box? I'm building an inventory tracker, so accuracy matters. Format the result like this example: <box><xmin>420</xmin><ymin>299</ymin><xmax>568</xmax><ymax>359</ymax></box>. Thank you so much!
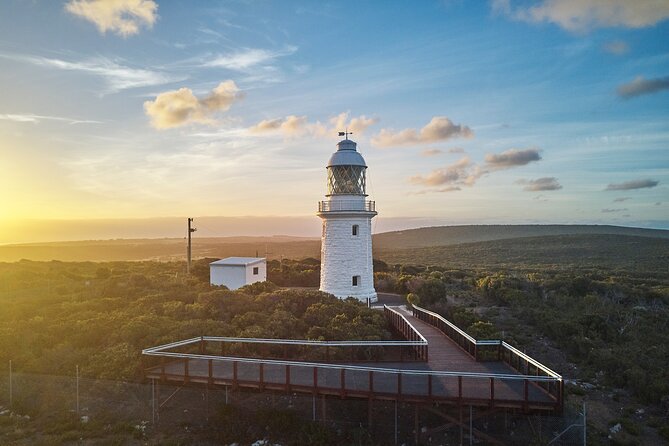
<box><xmin>613</xmin><ymin>197</ymin><xmax>631</xmax><ymax>202</ymax></box>
<box><xmin>144</xmin><ymin>80</ymin><xmax>241</xmax><ymax>129</ymax></box>
<box><xmin>248</xmin><ymin>112</ymin><xmax>378</xmax><ymax>138</ymax></box>
<box><xmin>0</xmin><ymin>113</ymin><xmax>101</xmax><ymax>125</ymax></box>
<box><xmin>493</xmin><ymin>0</ymin><xmax>669</xmax><ymax>32</ymax></box>
<box><xmin>409</xmin><ymin>157</ymin><xmax>483</xmax><ymax>189</ymax></box>
<box><xmin>65</xmin><ymin>0</ymin><xmax>157</xmax><ymax>37</ymax></box>
<box><xmin>371</xmin><ymin>116</ymin><xmax>473</xmax><ymax>147</ymax></box>
<box><xmin>421</xmin><ymin>149</ymin><xmax>443</xmax><ymax>157</ymax></box>
<box><xmin>205</xmin><ymin>46</ymin><xmax>297</xmax><ymax>71</ymax></box>
<box><xmin>602</xmin><ymin>208</ymin><xmax>628</xmax><ymax>213</ymax></box>
<box><xmin>617</xmin><ymin>75</ymin><xmax>669</xmax><ymax>98</ymax></box>
<box><xmin>410</xmin><ymin>147</ymin><xmax>544</xmax><ymax>193</ymax></box>
<box><xmin>328</xmin><ymin>112</ymin><xmax>379</xmax><ymax>135</ymax></box>
<box><xmin>605</xmin><ymin>179</ymin><xmax>659</xmax><ymax>191</ymax></box>
<box><xmin>516</xmin><ymin>177</ymin><xmax>562</xmax><ymax>191</ymax></box>
<box><xmin>1</xmin><ymin>53</ymin><xmax>181</xmax><ymax>92</ymax></box>
<box><xmin>484</xmin><ymin>148</ymin><xmax>542</xmax><ymax>169</ymax></box>
<box><xmin>448</xmin><ymin>147</ymin><xmax>465</xmax><ymax>154</ymax></box>
<box><xmin>602</xmin><ymin>40</ymin><xmax>629</xmax><ymax>55</ymax></box>
<box><xmin>249</xmin><ymin>115</ymin><xmax>309</xmax><ymax>136</ymax></box>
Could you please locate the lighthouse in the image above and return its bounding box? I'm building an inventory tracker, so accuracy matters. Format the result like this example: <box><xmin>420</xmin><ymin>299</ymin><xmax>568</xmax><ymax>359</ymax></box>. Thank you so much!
<box><xmin>318</xmin><ymin>135</ymin><xmax>378</xmax><ymax>303</ymax></box>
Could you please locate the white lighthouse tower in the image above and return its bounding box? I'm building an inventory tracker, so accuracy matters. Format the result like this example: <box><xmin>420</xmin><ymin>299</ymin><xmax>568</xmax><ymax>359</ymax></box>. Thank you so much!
<box><xmin>318</xmin><ymin>135</ymin><xmax>377</xmax><ymax>303</ymax></box>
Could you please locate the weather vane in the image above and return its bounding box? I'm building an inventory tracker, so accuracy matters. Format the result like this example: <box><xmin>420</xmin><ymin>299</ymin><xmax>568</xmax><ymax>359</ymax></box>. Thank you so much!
<box><xmin>338</xmin><ymin>128</ymin><xmax>353</xmax><ymax>139</ymax></box>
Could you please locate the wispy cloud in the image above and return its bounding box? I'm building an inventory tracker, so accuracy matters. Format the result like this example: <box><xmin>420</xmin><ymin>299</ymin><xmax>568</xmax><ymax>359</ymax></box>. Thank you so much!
<box><xmin>0</xmin><ymin>113</ymin><xmax>101</xmax><ymax>125</ymax></box>
<box><xmin>613</xmin><ymin>197</ymin><xmax>631</xmax><ymax>202</ymax></box>
<box><xmin>248</xmin><ymin>112</ymin><xmax>378</xmax><ymax>138</ymax></box>
<box><xmin>617</xmin><ymin>75</ymin><xmax>669</xmax><ymax>98</ymax></box>
<box><xmin>65</xmin><ymin>0</ymin><xmax>158</xmax><ymax>37</ymax></box>
<box><xmin>605</xmin><ymin>178</ymin><xmax>659</xmax><ymax>191</ymax></box>
<box><xmin>409</xmin><ymin>157</ymin><xmax>483</xmax><ymax>189</ymax></box>
<box><xmin>602</xmin><ymin>39</ymin><xmax>629</xmax><ymax>55</ymax></box>
<box><xmin>410</xmin><ymin>146</ymin><xmax>544</xmax><ymax>193</ymax></box>
<box><xmin>421</xmin><ymin>148</ymin><xmax>443</xmax><ymax>157</ymax></box>
<box><xmin>493</xmin><ymin>0</ymin><xmax>669</xmax><ymax>32</ymax></box>
<box><xmin>602</xmin><ymin>208</ymin><xmax>628</xmax><ymax>213</ymax></box>
<box><xmin>484</xmin><ymin>148</ymin><xmax>542</xmax><ymax>169</ymax></box>
<box><xmin>516</xmin><ymin>177</ymin><xmax>562</xmax><ymax>191</ymax></box>
<box><xmin>371</xmin><ymin>116</ymin><xmax>473</xmax><ymax>147</ymax></box>
<box><xmin>1</xmin><ymin>53</ymin><xmax>183</xmax><ymax>93</ymax></box>
<box><xmin>205</xmin><ymin>46</ymin><xmax>297</xmax><ymax>71</ymax></box>
<box><xmin>144</xmin><ymin>80</ymin><xmax>242</xmax><ymax>129</ymax></box>
<box><xmin>249</xmin><ymin>115</ymin><xmax>310</xmax><ymax>136</ymax></box>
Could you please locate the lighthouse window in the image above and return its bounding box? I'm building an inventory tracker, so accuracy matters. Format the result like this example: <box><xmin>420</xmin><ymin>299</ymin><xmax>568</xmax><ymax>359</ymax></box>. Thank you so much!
<box><xmin>352</xmin><ymin>224</ymin><xmax>359</xmax><ymax>236</ymax></box>
<box><xmin>352</xmin><ymin>275</ymin><xmax>360</xmax><ymax>286</ymax></box>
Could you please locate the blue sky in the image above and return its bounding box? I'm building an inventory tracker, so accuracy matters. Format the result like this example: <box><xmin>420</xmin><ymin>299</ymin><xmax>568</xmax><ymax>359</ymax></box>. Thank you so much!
<box><xmin>0</xmin><ymin>0</ymin><xmax>668</xmax><ymax>242</ymax></box>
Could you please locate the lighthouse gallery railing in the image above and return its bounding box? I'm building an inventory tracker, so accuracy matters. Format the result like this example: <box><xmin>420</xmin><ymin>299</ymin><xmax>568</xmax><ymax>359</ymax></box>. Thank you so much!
<box><xmin>318</xmin><ymin>200</ymin><xmax>376</xmax><ymax>212</ymax></box>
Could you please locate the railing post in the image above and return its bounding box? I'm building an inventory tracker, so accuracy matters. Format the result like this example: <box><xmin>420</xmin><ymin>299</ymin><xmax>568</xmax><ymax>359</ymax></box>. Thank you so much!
<box><xmin>458</xmin><ymin>376</ymin><xmax>463</xmax><ymax>403</ymax></box>
<box><xmin>208</xmin><ymin>359</ymin><xmax>213</xmax><ymax>385</ymax></box>
<box><xmin>286</xmin><ymin>365</ymin><xmax>291</xmax><ymax>393</ymax></box>
<box><xmin>184</xmin><ymin>358</ymin><xmax>190</xmax><ymax>384</ymax></box>
<box><xmin>397</xmin><ymin>373</ymin><xmax>402</xmax><ymax>398</ymax></box>
<box><xmin>340</xmin><ymin>369</ymin><xmax>346</xmax><ymax>398</ymax></box>
<box><xmin>490</xmin><ymin>378</ymin><xmax>494</xmax><ymax>406</ymax></box>
<box><xmin>428</xmin><ymin>374</ymin><xmax>432</xmax><ymax>398</ymax></box>
<box><xmin>369</xmin><ymin>371</ymin><xmax>374</xmax><ymax>394</ymax></box>
<box><xmin>313</xmin><ymin>367</ymin><xmax>318</xmax><ymax>392</ymax></box>
<box><xmin>259</xmin><ymin>363</ymin><xmax>264</xmax><ymax>390</ymax></box>
<box><xmin>233</xmin><ymin>361</ymin><xmax>238</xmax><ymax>388</ymax></box>
<box><xmin>523</xmin><ymin>379</ymin><xmax>529</xmax><ymax>411</ymax></box>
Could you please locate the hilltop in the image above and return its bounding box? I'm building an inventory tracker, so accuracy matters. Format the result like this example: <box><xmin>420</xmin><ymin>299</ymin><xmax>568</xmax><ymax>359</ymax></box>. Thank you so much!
<box><xmin>0</xmin><ymin>224</ymin><xmax>667</xmax><ymax>263</ymax></box>
<box><xmin>373</xmin><ymin>224</ymin><xmax>669</xmax><ymax>250</ymax></box>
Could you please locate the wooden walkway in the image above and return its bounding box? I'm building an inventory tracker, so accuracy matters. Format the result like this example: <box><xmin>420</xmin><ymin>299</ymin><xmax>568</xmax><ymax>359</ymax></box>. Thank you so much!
<box><xmin>144</xmin><ymin>305</ymin><xmax>561</xmax><ymax>412</ymax></box>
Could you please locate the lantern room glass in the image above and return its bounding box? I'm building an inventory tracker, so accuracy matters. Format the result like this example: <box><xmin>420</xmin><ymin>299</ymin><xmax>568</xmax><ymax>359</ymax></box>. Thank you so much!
<box><xmin>326</xmin><ymin>165</ymin><xmax>367</xmax><ymax>195</ymax></box>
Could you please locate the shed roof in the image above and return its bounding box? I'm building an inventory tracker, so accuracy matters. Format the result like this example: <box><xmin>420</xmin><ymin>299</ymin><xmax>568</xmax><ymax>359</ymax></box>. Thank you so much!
<box><xmin>210</xmin><ymin>257</ymin><xmax>266</xmax><ymax>266</ymax></box>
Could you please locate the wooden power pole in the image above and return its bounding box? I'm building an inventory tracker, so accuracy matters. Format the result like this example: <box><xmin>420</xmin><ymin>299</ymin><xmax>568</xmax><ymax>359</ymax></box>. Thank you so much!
<box><xmin>187</xmin><ymin>218</ymin><xmax>197</xmax><ymax>274</ymax></box>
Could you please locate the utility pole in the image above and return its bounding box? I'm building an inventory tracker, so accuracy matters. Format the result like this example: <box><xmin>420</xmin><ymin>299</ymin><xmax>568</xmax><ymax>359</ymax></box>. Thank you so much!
<box><xmin>8</xmin><ymin>360</ymin><xmax>12</xmax><ymax>409</ymax></box>
<box><xmin>187</xmin><ymin>218</ymin><xmax>197</xmax><ymax>274</ymax></box>
<box><xmin>76</xmin><ymin>365</ymin><xmax>80</xmax><ymax>416</ymax></box>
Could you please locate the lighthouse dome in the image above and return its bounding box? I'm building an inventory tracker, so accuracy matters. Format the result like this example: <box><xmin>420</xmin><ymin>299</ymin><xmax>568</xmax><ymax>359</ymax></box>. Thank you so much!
<box><xmin>327</xmin><ymin>139</ymin><xmax>367</xmax><ymax>168</ymax></box>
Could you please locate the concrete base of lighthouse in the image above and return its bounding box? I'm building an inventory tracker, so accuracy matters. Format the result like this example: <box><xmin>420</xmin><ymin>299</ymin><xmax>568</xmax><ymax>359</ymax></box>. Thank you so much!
<box><xmin>318</xmin><ymin>211</ymin><xmax>378</xmax><ymax>303</ymax></box>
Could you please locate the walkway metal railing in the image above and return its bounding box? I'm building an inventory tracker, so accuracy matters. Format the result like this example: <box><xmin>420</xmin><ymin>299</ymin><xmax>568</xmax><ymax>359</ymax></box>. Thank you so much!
<box><xmin>384</xmin><ymin>305</ymin><xmax>428</xmax><ymax>361</ymax></box>
<box><xmin>412</xmin><ymin>305</ymin><xmax>563</xmax><ymax>409</ymax></box>
<box><xmin>142</xmin><ymin>348</ymin><xmax>561</xmax><ymax>410</ymax></box>
<box><xmin>140</xmin><ymin>305</ymin><xmax>563</xmax><ymax>412</ymax></box>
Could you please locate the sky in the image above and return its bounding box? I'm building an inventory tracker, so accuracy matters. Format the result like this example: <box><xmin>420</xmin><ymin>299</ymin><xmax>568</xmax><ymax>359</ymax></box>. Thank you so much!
<box><xmin>0</xmin><ymin>0</ymin><xmax>668</xmax><ymax>243</ymax></box>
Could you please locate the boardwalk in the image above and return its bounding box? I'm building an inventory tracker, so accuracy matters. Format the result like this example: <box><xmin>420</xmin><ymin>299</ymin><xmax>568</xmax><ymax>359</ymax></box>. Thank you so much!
<box><xmin>144</xmin><ymin>305</ymin><xmax>561</xmax><ymax>412</ymax></box>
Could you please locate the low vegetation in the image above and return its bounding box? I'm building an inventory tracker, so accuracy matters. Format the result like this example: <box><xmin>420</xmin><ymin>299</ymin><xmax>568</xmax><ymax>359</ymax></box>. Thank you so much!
<box><xmin>0</xmin><ymin>259</ymin><xmax>389</xmax><ymax>381</ymax></box>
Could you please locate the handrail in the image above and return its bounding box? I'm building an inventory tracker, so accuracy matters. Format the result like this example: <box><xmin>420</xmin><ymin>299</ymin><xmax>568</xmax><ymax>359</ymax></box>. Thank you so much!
<box><xmin>384</xmin><ymin>305</ymin><xmax>428</xmax><ymax>345</ymax></box>
<box><xmin>142</xmin><ymin>349</ymin><xmax>559</xmax><ymax>382</ymax></box>
<box><xmin>413</xmin><ymin>305</ymin><xmax>475</xmax><ymax>343</ymax></box>
<box><xmin>412</xmin><ymin>305</ymin><xmax>561</xmax><ymax>380</ymax></box>
<box><xmin>203</xmin><ymin>336</ymin><xmax>425</xmax><ymax>346</ymax></box>
<box><xmin>502</xmin><ymin>341</ymin><xmax>561</xmax><ymax>378</ymax></box>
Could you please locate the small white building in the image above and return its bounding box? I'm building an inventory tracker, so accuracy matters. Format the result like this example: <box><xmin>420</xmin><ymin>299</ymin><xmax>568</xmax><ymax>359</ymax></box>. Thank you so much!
<box><xmin>209</xmin><ymin>257</ymin><xmax>267</xmax><ymax>290</ymax></box>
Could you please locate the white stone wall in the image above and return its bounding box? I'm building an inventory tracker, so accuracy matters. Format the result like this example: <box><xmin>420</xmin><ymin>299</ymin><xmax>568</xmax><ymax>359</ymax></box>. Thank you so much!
<box><xmin>244</xmin><ymin>260</ymin><xmax>267</xmax><ymax>284</ymax></box>
<box><xmin>319</xmin><ymin>214</ymin><xmax>377</xmax><ymax>302</ymax></box>
<box><xmin>210</xmin><ymin>261</ymin><xmax>266</xmax><ymax>290</ymax></box>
